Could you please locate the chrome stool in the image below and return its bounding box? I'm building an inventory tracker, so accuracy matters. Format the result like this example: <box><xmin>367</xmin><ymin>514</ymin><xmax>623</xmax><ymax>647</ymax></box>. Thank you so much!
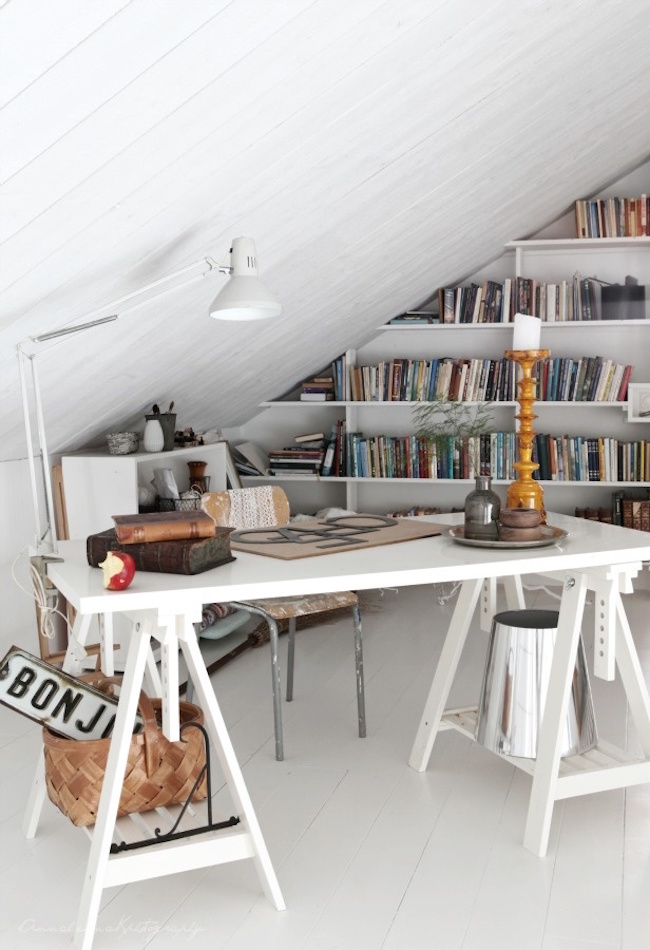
<box><xmin>476</xmin><ymin>609</ymin><xmax>597</xmax><ymax>758</ymax></box>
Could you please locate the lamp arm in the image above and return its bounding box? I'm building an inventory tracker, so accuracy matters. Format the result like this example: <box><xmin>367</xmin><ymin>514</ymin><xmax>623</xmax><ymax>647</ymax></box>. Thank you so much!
<box><xmin>25</xmin><ymin>256</ymin><xmax>225</xmax><ymax>350</ymax></box>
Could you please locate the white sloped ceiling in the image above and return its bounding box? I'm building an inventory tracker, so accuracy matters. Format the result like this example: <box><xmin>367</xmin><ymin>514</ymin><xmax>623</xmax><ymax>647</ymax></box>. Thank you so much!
<box><xmin>1</xmin><ymin>0</ymin><xmax>649</xmax><ymax>462</ymax></box>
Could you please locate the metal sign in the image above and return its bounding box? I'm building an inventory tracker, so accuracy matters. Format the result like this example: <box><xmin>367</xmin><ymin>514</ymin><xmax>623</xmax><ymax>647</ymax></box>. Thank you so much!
<box><xmin>0</xmin><ymin>646</ymin><xmax>143</xmax><ymax>740</ymax></box>
<box><xmin>231</xmin><ymin>514</ymin><xmax>398</xmax><ymax>550</ymax></box>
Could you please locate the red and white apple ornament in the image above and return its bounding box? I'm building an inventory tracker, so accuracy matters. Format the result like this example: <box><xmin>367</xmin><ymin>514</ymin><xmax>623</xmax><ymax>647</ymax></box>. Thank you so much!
<box><xmin>99</xmin><ymin>551</ymin><xmax>136</xmax><ymax>590</ymax></box>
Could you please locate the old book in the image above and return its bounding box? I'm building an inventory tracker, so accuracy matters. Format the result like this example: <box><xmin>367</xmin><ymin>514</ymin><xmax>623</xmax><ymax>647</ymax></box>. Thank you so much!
<box><xmin>87</xmin><ymin>527</ymin><xmax>234</xmax><ymax>575</ymax></box>
<box><xmin>112</xmin><ymin>510</ymin><xmax>216</xmax><ymax>544</ymax></box>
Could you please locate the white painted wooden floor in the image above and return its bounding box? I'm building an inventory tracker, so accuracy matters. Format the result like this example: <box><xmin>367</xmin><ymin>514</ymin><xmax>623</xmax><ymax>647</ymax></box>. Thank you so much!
<box><xmin>1</xmin><ymin>581</ymin><xmax>649</xmax><ymax>950</ymax></box>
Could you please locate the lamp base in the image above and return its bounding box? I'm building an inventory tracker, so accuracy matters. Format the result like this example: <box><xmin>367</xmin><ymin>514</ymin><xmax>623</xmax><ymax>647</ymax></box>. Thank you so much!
<box><xmin>504</xmin><ymin>347</ymin><xmax>550</xmax><ymax>526</ymax></box>
<box><xmin>506</xmin><ymin>479</ymin><xmax>546</xmax><ymax>524</ymax></box>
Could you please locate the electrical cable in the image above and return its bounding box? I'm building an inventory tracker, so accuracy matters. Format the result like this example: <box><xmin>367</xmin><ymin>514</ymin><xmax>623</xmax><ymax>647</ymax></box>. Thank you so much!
<box><xmin>11</xmin><ymin>548</ymin><xmax>72</xmax><ymax>641</ymax></box>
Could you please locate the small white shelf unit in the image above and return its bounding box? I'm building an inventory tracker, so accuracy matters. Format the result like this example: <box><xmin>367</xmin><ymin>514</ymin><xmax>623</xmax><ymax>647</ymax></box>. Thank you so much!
<box><xmin>61</xmin><ymin>442</ymin><xmax>227</xmax><ymax>539</ymax></box>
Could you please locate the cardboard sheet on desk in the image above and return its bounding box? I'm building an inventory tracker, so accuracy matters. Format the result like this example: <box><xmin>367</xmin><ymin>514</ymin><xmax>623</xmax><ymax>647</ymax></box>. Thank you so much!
<box><xmin>230</xmin><ymin>515</ymin><xmax>446</xmax><ymax>559</ymax></box>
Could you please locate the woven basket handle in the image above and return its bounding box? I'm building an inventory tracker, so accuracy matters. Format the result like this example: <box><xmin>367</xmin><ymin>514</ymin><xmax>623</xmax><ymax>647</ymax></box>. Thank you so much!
<box><xmin>81</xmin><ymin>673</ymin><xmax>162</xmax><ymax>777</ymax></box>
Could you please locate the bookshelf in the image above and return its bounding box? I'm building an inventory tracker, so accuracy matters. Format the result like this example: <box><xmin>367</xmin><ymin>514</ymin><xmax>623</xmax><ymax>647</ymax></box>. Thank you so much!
<box><xmin>237</xmin><ymin>237</ymin><xmax>650</xmax><ymax>517</ymax></box>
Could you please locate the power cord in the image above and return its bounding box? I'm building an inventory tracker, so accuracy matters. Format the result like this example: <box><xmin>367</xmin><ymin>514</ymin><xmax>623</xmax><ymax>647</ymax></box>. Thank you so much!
<box><xmin>11</xmin><ymin>548</ymin><xmax>72</xmax><ymax>641</ymax></box>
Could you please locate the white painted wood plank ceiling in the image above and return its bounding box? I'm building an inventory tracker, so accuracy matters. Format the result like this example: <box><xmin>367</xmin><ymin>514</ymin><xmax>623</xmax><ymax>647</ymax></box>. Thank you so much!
<box><xmin>1</xmin><ymin>0</ymin><xmax>649</xmax><ymax>461</ymax></box>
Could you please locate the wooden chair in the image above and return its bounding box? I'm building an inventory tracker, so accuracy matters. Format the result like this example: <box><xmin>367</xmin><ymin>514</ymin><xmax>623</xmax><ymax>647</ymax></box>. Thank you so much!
<box><xmin>200</xmin><ymin>486</ymin><xmax>365</xmax><ymax>760</ymax></box>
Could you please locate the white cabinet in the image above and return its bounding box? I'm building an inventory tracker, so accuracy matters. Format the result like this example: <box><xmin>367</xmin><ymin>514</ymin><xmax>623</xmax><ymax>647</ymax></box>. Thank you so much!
<box><xmin>238</xmin><ymin>237</ymin><xmax>650</xmax><ymax>516</ymax></box>
<box><xmin>62</xmin><ymin>443</ymin><xmax>227</xmax><ymax>539</ymax></box>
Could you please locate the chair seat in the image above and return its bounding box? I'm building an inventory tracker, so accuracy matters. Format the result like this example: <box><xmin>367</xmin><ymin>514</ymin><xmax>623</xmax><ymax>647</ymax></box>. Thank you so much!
<box><xmin>238</xmin><ymin>590</ymin><xmax>358</xmax><ymax>621</ymax></box>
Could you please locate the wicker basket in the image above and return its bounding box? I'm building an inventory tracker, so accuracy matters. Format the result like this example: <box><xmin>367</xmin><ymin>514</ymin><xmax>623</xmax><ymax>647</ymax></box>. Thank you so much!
<box><xmin>43</xmin><ymin>677</ymin><xmax>207</xmax><ymax>827</ymax></box>
<box><xmin>106</xmin><ymin>431</ymin><xmax>139</xmax><ymax>455</ymax></box>
<box><xmin>157</xmin><ymin>493</ymin><xmax>202</xmax><ymax>512</ymax></box>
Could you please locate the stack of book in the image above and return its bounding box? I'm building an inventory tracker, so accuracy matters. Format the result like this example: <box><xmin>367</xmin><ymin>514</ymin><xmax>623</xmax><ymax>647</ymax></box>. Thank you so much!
<box><xmin>300</xmin><ymin>375</ymin><xmax>334</xmax><ymax>401</ymax></box>
<box><xmin>387</xmin><ymin>310</ymin><xmax>438</xmax><ymax>325</ymax></box>
<box><xmin>86</xmin><ymin>510</ymin><xmax>234</xmax><ymax>575</ymax></box>
<box><xmin>269</xmin><ymin>432</ymin><xmax>326</xmax><ymax>476</ymax></box>
<box><xmin>268</xmin><ymin>447</ymin><xmax>325</xmax><ymax>476</ymax></box>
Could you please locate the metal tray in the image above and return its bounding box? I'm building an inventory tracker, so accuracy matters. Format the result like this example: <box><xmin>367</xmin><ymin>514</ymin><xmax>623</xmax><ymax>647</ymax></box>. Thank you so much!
<box><xmin>448</xmin><ymin>524</ymin><xmax>568</xmax><ymax>549</ymax></box>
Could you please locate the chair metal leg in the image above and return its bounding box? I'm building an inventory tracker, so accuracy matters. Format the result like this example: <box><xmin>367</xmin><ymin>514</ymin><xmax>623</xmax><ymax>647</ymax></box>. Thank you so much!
<box><xmin>352</xmin><ymin>603</ymin><xmax>366</xmax><ymax>738</ymax></box>
<box><xmin>230</xmin><ymin>602</ymin><xmax>284</xmax><ymax>761</ymax></box>
<box><xmin>286</xmin><ymin>618</ymin><xmax>296</xmax><ymax>702</ymax></box>
<box><xmin>267</xmin><ymin>616</ymin><xmax>284</xmax><ymax>760</ymax></box>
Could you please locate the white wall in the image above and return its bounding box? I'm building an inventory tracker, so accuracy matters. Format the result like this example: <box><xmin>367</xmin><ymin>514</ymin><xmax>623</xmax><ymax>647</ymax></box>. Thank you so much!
<box><xmin>0</xmin><ymin>458</ymin><xmax>46</xmax><ymax>657</ymax></box>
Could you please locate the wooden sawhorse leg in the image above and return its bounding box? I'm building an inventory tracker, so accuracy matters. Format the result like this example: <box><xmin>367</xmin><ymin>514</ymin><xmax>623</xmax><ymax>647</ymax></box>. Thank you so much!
<box><xmin>23</xmin><ymin>611</ymin><xmax>94</xmax><ymax>839</ymax></box>
<box><xmin>409</xmin><ymin>577</ymin><xmax>484</xmax><ymax>772</ymax></box>
<box><xmin>23</xmin><ymin>610</ymin><xmax>162</xmax><ymax>840</ymax></box>
<box><xmin>178</xmin><ymin>615</ymin><xmax>285</xmax><ymax>910</ymax></box>
<box><xmin>72</xmin><ymin>612</ymin><xmax>284</xmax><ymax>950</ymax></box>
<box><xmin>522</xmin><ymin>572</ymin><xmax>589</xmax><ymax>855</ymax></box>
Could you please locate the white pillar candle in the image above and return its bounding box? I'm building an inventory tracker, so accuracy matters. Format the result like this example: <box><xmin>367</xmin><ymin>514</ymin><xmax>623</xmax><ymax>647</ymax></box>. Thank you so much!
<box><xmin>512</xmin><ymin>312</ymin><xmax>541</xmax><ymax>350</ymax></box>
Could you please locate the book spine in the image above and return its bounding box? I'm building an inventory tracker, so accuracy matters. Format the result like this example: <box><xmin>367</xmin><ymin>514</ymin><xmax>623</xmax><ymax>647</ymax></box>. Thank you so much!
<box><xmin>87</xmin><ymin>532</ymin><xmax>232</xmax><ymax>574</ymax></box>
<box><xmin>115</xmin><ymin>520</ymin><xmax>216</xmax><ymax>544</ymax></box>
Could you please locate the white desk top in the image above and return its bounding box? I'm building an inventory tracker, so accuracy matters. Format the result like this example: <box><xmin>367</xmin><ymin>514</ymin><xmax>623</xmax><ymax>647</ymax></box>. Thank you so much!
<box><xmin>47</xmin><ymin>513</ymin><xmax>650</xmax><ymax>617</ymax></box>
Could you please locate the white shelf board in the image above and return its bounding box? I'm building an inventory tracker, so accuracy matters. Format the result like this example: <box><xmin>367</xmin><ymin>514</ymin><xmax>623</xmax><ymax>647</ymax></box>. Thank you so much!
<box><xmin>440</xmin><ymin>706</ymin><xmax>650</xmax><ymax>798</ymax></box>
<box><xmin>506</xmin><ymin>237</ymin><xmax>650</xmax><ymax>250</ymax></box>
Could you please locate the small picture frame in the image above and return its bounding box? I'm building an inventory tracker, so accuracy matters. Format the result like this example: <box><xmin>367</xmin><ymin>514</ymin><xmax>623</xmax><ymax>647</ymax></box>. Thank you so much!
<box><xmin>626</xmin><ymin>383</ymin><xmax>650</xmax><ymax>422</ymax></box>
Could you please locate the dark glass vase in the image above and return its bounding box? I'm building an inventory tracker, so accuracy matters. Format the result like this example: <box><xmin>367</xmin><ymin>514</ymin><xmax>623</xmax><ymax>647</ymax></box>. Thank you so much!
<box><xmin>464</xmin><ymin>475</ymin><xmax>501</xmax><ymax>540</ymax></box>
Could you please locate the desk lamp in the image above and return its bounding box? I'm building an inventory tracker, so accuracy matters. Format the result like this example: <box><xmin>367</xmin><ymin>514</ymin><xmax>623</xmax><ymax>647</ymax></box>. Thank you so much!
<box><xmin>17</xmin><ymin>237</ymin><xmax>281</xmax><ymax>553</ymax></box>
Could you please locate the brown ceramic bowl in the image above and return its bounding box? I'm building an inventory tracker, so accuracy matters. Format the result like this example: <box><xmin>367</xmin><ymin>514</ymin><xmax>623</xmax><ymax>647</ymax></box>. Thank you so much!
<box><xmin>499</xmin><ymin>507</ymin><xmax>541</xmax><ymax>528</ymax></box>
<box><xmin>497</xmin><ymin>524</ymin><xmax>543</xmax><ymax>543</ymax></box>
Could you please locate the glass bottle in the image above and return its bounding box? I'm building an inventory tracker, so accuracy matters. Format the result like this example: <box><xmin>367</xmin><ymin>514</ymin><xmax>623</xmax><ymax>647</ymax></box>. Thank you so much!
<box><xmin>464</xmin><ymin>475</ymin><xmax>501</xmax><ymax>540</ymax></box>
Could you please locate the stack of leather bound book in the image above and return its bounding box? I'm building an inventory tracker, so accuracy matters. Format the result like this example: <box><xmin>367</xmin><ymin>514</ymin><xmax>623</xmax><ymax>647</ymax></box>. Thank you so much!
<box><xmin>87</xmin><ymin>510</ymin><xmax>234</xmax><ymax>575</ymax></box>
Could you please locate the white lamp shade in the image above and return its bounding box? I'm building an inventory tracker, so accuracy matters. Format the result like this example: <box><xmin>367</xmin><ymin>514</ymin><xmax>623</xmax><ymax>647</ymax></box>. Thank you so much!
<box><xmin>209</xmin><ymin>236</ymin><xmax>282</xmax><ymax>321</ymax></box>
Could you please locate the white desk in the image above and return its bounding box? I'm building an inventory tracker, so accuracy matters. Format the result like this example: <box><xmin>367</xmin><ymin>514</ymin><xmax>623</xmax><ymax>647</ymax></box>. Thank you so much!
<box><xmin>29</xmin><ymin>512</ymin><xmax>650</xmax><ymax>946</ymax></box>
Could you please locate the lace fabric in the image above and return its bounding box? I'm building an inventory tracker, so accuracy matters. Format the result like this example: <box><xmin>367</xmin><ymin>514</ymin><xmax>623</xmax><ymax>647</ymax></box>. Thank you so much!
<box><xmin>228</xmin><ymin>485</ymin><xmax>279</xmax><ymax>528</ymax></box>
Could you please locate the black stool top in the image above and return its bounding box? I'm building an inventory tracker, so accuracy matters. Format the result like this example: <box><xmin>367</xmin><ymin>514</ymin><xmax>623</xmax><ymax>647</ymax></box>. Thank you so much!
<box><xmin>493</xmin><ymin>609</ymin><xmax>559</xmax><ymax>629</ymax></box>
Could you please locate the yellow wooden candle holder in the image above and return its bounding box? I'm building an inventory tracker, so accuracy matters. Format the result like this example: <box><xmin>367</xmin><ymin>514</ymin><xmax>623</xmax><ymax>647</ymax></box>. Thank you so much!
<box><xmin>504</xmin><ymin>348</ymin><xmax>550</xmax><ymax>523</ymax></box>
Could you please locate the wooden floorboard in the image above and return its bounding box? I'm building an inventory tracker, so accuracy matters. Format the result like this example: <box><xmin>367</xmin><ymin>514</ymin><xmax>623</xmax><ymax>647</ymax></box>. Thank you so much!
<box><xmin>0</xmin><ymin>582</ymin><xmax>649</xmax><ymax>949</ymax></box>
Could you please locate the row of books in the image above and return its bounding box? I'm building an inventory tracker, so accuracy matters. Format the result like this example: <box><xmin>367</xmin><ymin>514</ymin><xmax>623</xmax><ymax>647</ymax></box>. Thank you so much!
<box><xmin>535</xmin><ymin>356</ymin><xmax>632</xmax><ymax>403</ymax></box>
<box><xmin>348</xmin><ymin>357</ymin><xmax>519</xmax><ymax>403</ymax></box>
<box><xmin>532</xmin><ymin>435</ymin><xmax>650</xmax><ymax>483</ymax></box>
<box><xmin>574</xmin><ymin>196</ymin><xmax>649</xmax><ymax>239</ymax></box>
<box><xmin>435</xmin><ymin>274</ymin><xmax>643</xmax><ymax>324</ymax></box>
<box><xmin>573</xmin><ymin>507</ymin><xmax>613</xmax><ymax>524</ymax></box>
<box><xmin>575</xmin><ymin>492</ymin><xmax>650</xmax><ymax>528</ymax></box>
<box><xmin>438</xmin><ymin>279</ymin><xmax>514</xmax><ymax>324</ymax></box>
<box><xmin>313</xmin><ymin>423</ymin><xmax>650</xmax><ymax>483</ymax></box>
<box><xmin>619</xmin><ymin>496</ymin><xmax>650</xmax><ymax>531</ymax></box>
<box><xmin>345</xmin><ymin>431</ymin><xmax>518</xmax><ymax>481</ymax></box>
<box><xmin>319</xmin><ymin>420</ymin><xmax>519</xmax><ymax>480</ymax></box>
<box><xmin>345</xmin><ymin>355</ymin><xmax>632</xmax><ymax>404</ymax></box>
